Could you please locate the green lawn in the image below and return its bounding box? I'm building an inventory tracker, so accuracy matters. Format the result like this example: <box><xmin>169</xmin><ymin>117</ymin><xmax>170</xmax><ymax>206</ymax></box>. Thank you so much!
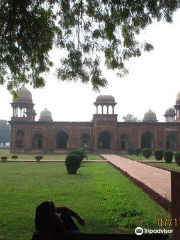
<box><xmin>147</xmin><ymin>162</ymin><xmax>180</xmax><ymax>172</ymax></box>
<box><xmin>0</xmin><ymin>149</ymin><xmax>104</xmax><ymax>160</ymax></box>
<box><xmin>0</xmin><ymin>162</ymin><xmax>171</xmax><ymax>240</ymax></box>
<box><xmin>122</xmin><ymin>154</ymin><xmax>175</xmax><ymax>162</ymax></box>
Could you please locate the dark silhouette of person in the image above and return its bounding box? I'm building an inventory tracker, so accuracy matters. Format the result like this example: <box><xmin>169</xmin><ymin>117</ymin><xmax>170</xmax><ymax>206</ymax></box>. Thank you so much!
<box><xmin>35</xmin><ymin>201</ymin><xmax>85</xmax><ymax>239</ymax></box>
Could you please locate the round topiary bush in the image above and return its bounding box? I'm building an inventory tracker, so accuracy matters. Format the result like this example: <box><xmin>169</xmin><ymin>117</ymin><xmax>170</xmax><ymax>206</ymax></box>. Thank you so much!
<box><xmin>70</xmin><ymin>150</ymin><xmax>84</xmax><ymax>162</ymax></box>
<box><xmin>141</xmin><ymin>148</ymin><xmax>152</xmax><ymax>159</ymax></box>
<box><xmin>65</xmin><ymin>154</ymin><xmax>81</xmax><ymax>174</ymax></box>
<box><xmin>1</xmin><ymin>155</ymin><xmax>7</xmax><ymax>162</ymax></box>
<box><xmin>154</xmin><ymin>149</ymin><xmax>164</xmax><ymax>160</ymax></box>
<box><xmin>78</xmin><ymin>148</ymin><xmax>88</xmax><ymax>159</ymax></box>
<box><xmin>174</xmin><ymin>152</ymin><xmax>180</xmax><ymax>166</ymax></box>
<box><xmin>35</xmin><ymin>155</ymin><xmax>43</xmax><ymax>162</ymax></box>
<box><xmin>12</xmin><ymin>155</ymin><xmax>18</xmax><ymax>160</ymax></box>
<box><xmin>164</xmin><ymin>150</ymin><xmax>173</xmax><ymax>163</ymax></box>
<box><xmin>134</xmin><ymin>148</ymin><xmax>141</xmax><ymax>156</ymax></box>
<box><xmin>128</xmin><ymin>149</ymin><xmax>134</xmax><ymax>155</ymax></box>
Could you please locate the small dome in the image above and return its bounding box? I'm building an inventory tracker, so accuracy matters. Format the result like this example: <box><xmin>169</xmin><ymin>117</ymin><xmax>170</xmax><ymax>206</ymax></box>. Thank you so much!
<box><xmin>39</xmin><ymin>108</ymin><xmax>53</xmax><ymax>122</ymax></box>
<box><xmin>96</xmin><ymin>95</ymin><xmax>115</xmax><ymax>104</ymax></box>
<box><xmin>165</xmin><ymin>107</ymin><xmax>175</xmax><ymax>115</ymax></box>
<box><xmin>16</xmin><ymin>86</ymin><xmax>32</xmax><ymax>103</ymax></box>
<box><xmin>143</xmin><ymin>109</ymin><xmax>157</xmax><ymax>122</ymax></box>
<box><xmin>176</xmin><ymin>92</ymin><xmax>180</xmax><ymax>104</ymax></box>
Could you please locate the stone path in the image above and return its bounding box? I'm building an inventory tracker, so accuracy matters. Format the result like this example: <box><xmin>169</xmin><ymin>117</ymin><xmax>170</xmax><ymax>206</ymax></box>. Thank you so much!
<box><xmin>101</xmin><ymin>154</ymin><xmax>171</xmax><ymax>202</ymax></box>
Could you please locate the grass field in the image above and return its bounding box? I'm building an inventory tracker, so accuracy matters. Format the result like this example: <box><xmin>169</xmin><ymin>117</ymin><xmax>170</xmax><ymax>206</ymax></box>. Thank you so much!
<box><xmin>0</xmin><ymin>162</ymin><xmax>171</xmax><ymax>240</ymax></box>
<box><xmin>123</xmin><ymin>154</ymin><xmax>180</xmax><ymax>172</ymax></box>
<box><xmin>0</xmin><ymin>149</ymin><xmax>104</xmax><ymax>160</ymax></box>
<box><xmin>147</xmin><ymin>162</ymin><xmax>180</xmax><ymax>172</ymax></box>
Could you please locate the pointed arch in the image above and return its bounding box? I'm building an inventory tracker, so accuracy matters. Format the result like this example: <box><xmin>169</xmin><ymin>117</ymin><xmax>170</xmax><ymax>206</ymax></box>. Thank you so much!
<box><xmin>81</xmin><ymin>133</ymin><xmax>90</xmax><ymax>149</ymax></box>
<box><xmin>56</xmin><ymin>131</ymin><xmax>69</xmax><ymax>149</ymax></box>
<box><xmin>166</xmin><ymin>134</ymin><xmax>177</xmax><ymax>150</ymax></box>
<box><xmin>141</xmin><ymin>131</ymin><xmax>154</xmax><ymax>149</ymax></box>
<box><xmin>98</xmin><ymin>130</ymin><xmax>111</xmax><ymax>149</ymax></box>
<box><xmin>120</xmin><ymin>133</ymin><xmax>130</xmax><ymax>150</ymax></box>
<box><xmin>32</xmin><ymin>133</ymin><xmax>43</xmax><ymax>149</ymax></box>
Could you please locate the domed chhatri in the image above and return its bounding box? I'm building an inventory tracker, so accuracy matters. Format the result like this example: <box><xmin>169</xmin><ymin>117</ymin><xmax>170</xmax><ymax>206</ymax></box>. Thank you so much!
<box><xmin>39</xmin><ymin>108</ymin><xmax>53</xmax><ymax>122</ymax></box>
<box><xmin>96</xmin><ymin>95</ymin><xmax>115</xmax><ymax>103</ymax></box>
<box><xmin>164</xmin><ymin>107</ymin><xmax>176</xmax><ymax>122</ymax></box>
<box><xmin>16</xmin><ymin>86</ymin><xmax>32</xmax><ymax>103</ymax></box>
<box><xmin>94</xmin><ymin>95</ymin><xmax>117</xmax><ymax>114</ymax></box>
<box><xmin>143</xmin><ymin>109</ymin><xmax>157</xmax><ymax>122</ymax></box>
<box><xmin>176</xmin><ymin>92</ymin><xmax>180</xmax><ymax>104</ymax></box>
<box><xmin>165</xmin><ymin>107</ymin><xmax>175</xmax><ymax>115</ymax></box>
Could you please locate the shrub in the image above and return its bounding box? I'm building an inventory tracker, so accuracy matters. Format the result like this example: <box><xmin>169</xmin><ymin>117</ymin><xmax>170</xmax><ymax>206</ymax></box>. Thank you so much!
<box><xmin>65</xmin><ymin>154</ymin><xmax>81</xmax><ymax>174</ymax></box>
<box><xmin>1</xmin><ymin>155</ymin><xmax>7</xmax><ymax>162</ymax></box>
<box><xmin>78</xmin><ymin>148</ymin><xmax>88</xmax><ymax>159</ymax></box>
<box><xmin>174</xmin><ymin>152</ymin><xmax>180</xmax><ymax>166</ymax></box>
<box><xmin>128</xmin><ymin>149</ymin><xmax>134</xmax><ymax>155</ymax></box>
<box><xmin>164</xmin><ymin>150</ymin><xmax>173</xmax><ymax>163</ymax></box>
<box><xmin>134</xmin><ymin>148</ymin><xmax>141</xmax><ymax>156</ymax></box>
<box><xmin>70</xmin><ymin>150</ymin><xmax>84</xmax><ymax>162</ymax></box>
<box><xmin>11</xmin><ymin>155</ymin><xmax>18</xmax><ymax>160</ymax></box>
<box><xmin>35</xmin><ymin>155</ymin><xmax>43</xmax><ymax>162</ymax></box>
<box><xmin>154</xmin><ymin>149</ymin><xmax>164</xmax><ymax>160</ymax></box>
<box><xmin>141</xmin><ymin>148</ymin><xmax>152</xmax><ymax>159</ymax></box>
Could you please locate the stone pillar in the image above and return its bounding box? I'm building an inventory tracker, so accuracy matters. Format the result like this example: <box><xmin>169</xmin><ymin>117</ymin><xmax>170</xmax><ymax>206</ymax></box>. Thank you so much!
<box><xmin>172</xmin><ymin>171</ymin><xmax>180</xmax><ymax>240</ymax></box>
<box><xmin>96</xmin><ymin>106</ymin><xmax>98</xmax><ymax>114</ymax></box>
<box><xmin>107</xmin><ymin>105</ymin><xmax>109</xmax><ymax>114</ymax></box>
<box><xmin>112</xmin><ymin>106</ymin><xmax>114</xmax><ymax>114</ymax></box>
<box><xmin>102</xmin><ymin>105</ymin><xmax>104</xmax><ymax>114</ymax></box>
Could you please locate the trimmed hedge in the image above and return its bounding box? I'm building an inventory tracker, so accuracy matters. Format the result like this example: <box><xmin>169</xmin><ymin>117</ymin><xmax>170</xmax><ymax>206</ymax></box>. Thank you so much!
<box><xmin>174</xmin><ymin>152</ymin><xmax>180</xmax><ymax>166</ymax></box>
<box><xmin>78</xmin><ymin>148</ymin><xmax>88</xmax><ymax>159</ymax></box>
<box><xmin>35</xmin><ymin>155</ymin><xmax>43</xmax><ymax>162</ymax></box>
<box><xmin>1</xmin><ymin>155</ymin><xmax>7</xmax><ymax>162</ymax></box>
<box><xmin>65</xmin><ymin>154</ymin><xmax>81</xmax><ymax>174</ymax></box>
<box><xmin>134</xmin><ymin>148</ymin><xmax>141</xmax><ymax>156</ymax></box>
<box><xmin>154</xmin><ymin>149</ymin><xmax>164</xmax><ymax>161</ymax></box>
<box><xmin>12</xmin><ymin>155</ymin><xmax>18</xmax><ymax>160</ymax></box>
<box><xmin>70</xmin><ymin>150</ymin><xmax>84</xmax><ymax>162</ymax></box>
<box><xmin>164</xmin><ymin>150</ymin><xmax>173</xmax><ymax>163</ymax></box>
<box><xmin>128</xmin><ymin>149</ymin><xmax>134</xmax><ymax>155</ymax></box>
<box><xmin>141</xmin><ymin>148</ymin><xmax>152</xmax><ymax>159</ymax></box>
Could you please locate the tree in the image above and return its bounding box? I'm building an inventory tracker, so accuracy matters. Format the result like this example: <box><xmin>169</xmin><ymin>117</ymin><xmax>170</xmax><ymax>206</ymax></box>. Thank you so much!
<box><xmin>122</xmin><ymin>113</ymin><xmax>140</xmax><ymax>122</ymax></box>
<box><xmin>0</xmin><ymin>120</ymin><xmax>11</xmax><ymax>146</ymax></box>
<box><xmin>0</xmin><ymin>1</ymin><xmax>179</xmax><ymax>96</ymax></box>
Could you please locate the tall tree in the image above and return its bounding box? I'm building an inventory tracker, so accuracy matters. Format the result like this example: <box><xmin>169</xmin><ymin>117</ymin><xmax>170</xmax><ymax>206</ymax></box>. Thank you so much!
<box><xmin>0</xmin><ymin>0</ymin><xmax>179</xmax><ymax>95</ymax></box>
<box><xmin>122</xmin><ymin>113</ymin><xmax>140</xmax><ymax>122</ymax></box>
<box><xmin>0</xmin><ymin>120</ymin><xmax>11</xmax><ymax>146</ymax></box>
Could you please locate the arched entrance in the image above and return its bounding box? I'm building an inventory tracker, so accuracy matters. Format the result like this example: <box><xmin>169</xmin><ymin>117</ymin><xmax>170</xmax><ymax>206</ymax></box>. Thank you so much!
<box><xmin>141</xmin><ymin>132</ymin><xmax>154</xmax><ymax>149</ymax></box>
<box><xmin>166</xmin><ymin>134</ymin><xmax>176</xmax><ymax>150</ymax></box>
<box><xmin>81</xmin><ymin>133</ymin><xmax>90</xmax><ymax>149</ymax></box>
<box><xmin>120</xmin><ymin>134</ymin><xmax>129</xmax><ymax>150</ymax></box>
<box><xmin>98</xmin><ymin>131</ymin><xmax>111</xmax><ymax>149</ymax></box>
<box><xmin>56</xmin><ymin>131</ymin><xmax>69</xmax><ymax>148</ymax></box>
<box><xmin>32</xmin><ymin>133</ymin><xmax>43</xmax><ymax>149</ymax></box>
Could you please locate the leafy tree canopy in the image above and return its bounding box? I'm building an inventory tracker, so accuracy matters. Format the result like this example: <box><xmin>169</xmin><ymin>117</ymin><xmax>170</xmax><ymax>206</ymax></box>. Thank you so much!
<box><xmin>0</xmin><ymin>0</ymin><xmax>179</xmax><ymax>95</ymax></box>
<box><xmin>122</xmin><ymin>113</ymin><xmax>140</xmax><ymax>122</ymax></box>
<box><xmin>0</xmin><ymin>120</ymin><xmax>11</xmax><ymax>146</ymax></box>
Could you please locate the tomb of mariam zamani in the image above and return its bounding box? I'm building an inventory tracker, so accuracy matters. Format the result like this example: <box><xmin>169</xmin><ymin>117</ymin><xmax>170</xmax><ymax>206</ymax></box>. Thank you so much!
<box><xmin>9</xmin><ymin>86</ymin><xmax>180</xmax><ymax>154</ymax></box>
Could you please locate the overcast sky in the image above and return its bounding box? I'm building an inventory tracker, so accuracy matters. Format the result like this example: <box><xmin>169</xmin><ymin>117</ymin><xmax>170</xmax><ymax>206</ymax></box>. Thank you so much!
<box><xmin>1</xmin><ymin>10</ymin><xmax>180</xmax><ymax>123</ymax></box>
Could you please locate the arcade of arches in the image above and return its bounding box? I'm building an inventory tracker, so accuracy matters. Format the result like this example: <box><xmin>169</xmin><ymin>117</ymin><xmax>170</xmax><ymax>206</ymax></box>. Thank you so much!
<box><xmin>10</xmin><ymin>93</ymin><xmax>180</xmax><ymax>153</ymax></box>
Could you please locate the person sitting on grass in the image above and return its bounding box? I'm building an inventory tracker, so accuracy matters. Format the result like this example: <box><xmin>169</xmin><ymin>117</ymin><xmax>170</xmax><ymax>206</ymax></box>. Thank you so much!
<box><xmin>33</xmin><ymin>201</ymin><xmax>85</xmax><ymax>239</ymax></box>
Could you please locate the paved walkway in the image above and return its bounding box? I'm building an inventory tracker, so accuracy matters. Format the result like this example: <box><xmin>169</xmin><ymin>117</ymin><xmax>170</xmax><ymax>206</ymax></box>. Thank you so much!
<box><xmin>102</xmin><ymin>154</ymin><xmax>171</xmax><ymax>202</ymax></box>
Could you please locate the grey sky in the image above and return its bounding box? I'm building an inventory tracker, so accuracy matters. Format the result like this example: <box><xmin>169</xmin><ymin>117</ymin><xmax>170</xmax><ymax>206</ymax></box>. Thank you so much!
<box><xmin>0</xmin><ymin>10</ymin><xmax>180</xmax><ymax>122</ymax></box>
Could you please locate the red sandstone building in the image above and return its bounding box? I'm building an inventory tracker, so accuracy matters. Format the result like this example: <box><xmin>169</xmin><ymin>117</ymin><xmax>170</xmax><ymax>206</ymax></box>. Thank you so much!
<box><xmin>10</xmin><ymin>87</ymin><xmax>180</xmax><ymax>154</ymax></box>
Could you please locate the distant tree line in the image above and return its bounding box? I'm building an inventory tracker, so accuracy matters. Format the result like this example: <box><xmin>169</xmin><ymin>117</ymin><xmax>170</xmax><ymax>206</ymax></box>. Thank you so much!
<box><xmin>0</xmin><ymin>120</ymin><xmax>10</xmax><ymax>146</ymax></box>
